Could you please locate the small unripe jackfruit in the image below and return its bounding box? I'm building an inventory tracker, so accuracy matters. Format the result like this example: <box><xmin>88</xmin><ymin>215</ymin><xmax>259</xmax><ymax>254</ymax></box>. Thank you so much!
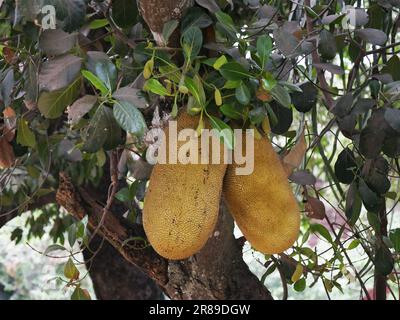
<box><xmin>224</xmin><ymin>136</ymin><xmax>301</xmax><ymax>254</ymax></box>
<box><xmin>143</xmin><ymin>113</ymin><xmax>227</xmax><ymax>260</ymax></box>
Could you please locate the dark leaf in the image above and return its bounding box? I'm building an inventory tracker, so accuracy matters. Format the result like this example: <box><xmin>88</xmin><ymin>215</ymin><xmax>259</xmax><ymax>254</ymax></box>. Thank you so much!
<box><xmin>381</xmin><ymin>55</ymin><xmax>400</xmax><ymax>81</ymax></box>
<box><xmin>333</xmin><ymin>93</ymin><xmax>354</xmax><ymax>118</ymax></box>
<box><xmin>39</xmin><ymin>29</ymin><xmax>77</xmax><ymax>56</ymax></box>
<box><xmin>269</xmin><ymin>101</ymin><xmax>293</xmax><ymax>135</ymax></box>
<box><xmin>273</xmin><ymin>28</ymin><xmax>301</xmax><ymax>57</ymax></box>
<box><xmin>291</xmin><ymin>82</ymin><xmax>318</xmax><ymax>113</ymax></box>
<box><xmin>345</xmin><ymin>183</ymin><xmax>362</xmax><ymax>225</ymax></box>
<box><xmin>335</xmin><ymin>148</ymin><xmax>357</xmax><ymax>184</ymax></box>
<box><xmin>313</xmin><ymin>63</ymin><xmax>344</xmax><ymax>75</ymax></box>
<box><xmin>68</xmin><ymin>95</ymin><xmax>97</xmax><ymax>125</ymax></box>
<box><xmin>39</xmin><ymin>54</ymin><xmax>82</xmax><ymax>92</ymax></box>
<box><xmin>289</xmin><ymin>170</ymin><xmax>317</xmax><ymax>186</ymax></box>
<box><xmin>355</xmin><ymin>28</ymin><xmax>388</xmax><ymax>46</ymax></box>
<box><xmin>113</xmin><ymin>87</ymin><xmax>149</xmax><ymax>109</ymax></box>
<box><xmin>113</xmin><ymin>101</ymin><xmax>147</xmax><ymax>137</ymax></box>
<box><xmin>82</xmin><ymin>105</ymin><xmax>122</xmax><ymax>153</ymax></box>
<box><xmin>46</xmin><ymin>0</ymin><xmax>86</xmax><ymax>32</ymax></box>
<box><xmin>338</xmin><ymin>114</ymin><xmax>357</xmax><ymax>138</ymax></box>
<box><xmin>384</xmin><ymin>108</ymin><xmax>400</xmax><ymax>133</ymax></box>
<box><xmin>195</xmin><ymin>0</ymin><xmax>220</xmax><ymax>12</ymax></box>
<box><xmin>112</xmin><ymin>0</ymin><xmax>138</xmax><ymax>28</ymax></box>
<box><xmin>374</xmin><ymin>246</ymin><xmax>394</xmax><ymax>276</ymax></box>
<box><xmin>352</xmin><ymin>99</ymin><xmax>375</xmax><ymax>115</ymax></box>
<box><xmin>305</xmin><ymin>196</ymin><xmax>326</xmax><ymax>220</ymax></box>
<box><xmin>181</xmin><ymin>7</ymin><xmax>213</xmax><ymax>31</ymax></box>
<box><xmin>358</xmin><ymin>179</ymin><xmax>382</xmax><ymax>213</ymax></box>
<box><xmin>359</xmin><ymin>126</ymin><xmax>385</xmax><ymax>159</ymax></box>
<box><xmin>219</xmin><ymin>62</ymin><xmax>252</xmax><ymax>81</ymax></box>
<box><xmin>38</xmin><ymin>77</ymin><xmax>81</xmax><ymax>119</ymax></box>
<box><xmin>318</xmin><ymin>29</ymin><xmax>337</xmax><ymax>60</ymax></box>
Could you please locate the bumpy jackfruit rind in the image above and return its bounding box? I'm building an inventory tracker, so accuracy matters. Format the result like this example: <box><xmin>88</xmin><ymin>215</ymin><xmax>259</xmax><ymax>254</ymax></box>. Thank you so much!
<box><xmin>224</xmin><ymin>136</ymin><xmax>301</xmax><ymax>254</ymax></box>
<box><xmin>143</xmin><ymin>113</ymin><xmax>227</xmax><ymax>260</ymax></box>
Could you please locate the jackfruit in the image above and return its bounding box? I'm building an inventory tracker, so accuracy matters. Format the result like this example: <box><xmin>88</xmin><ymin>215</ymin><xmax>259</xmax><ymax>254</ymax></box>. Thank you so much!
<box><xmin>143</xmin><ymin>113</ymin><xmax>227</xmax><ymax>260</ymax></box>
<box><xmin>224</xmin><ymin>135</ymin><xmax>301</xmax><ymax>254</ymax></box>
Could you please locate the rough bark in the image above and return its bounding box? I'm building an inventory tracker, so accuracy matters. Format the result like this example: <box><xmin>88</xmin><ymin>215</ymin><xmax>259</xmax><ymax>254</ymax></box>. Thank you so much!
<box><xmin>165</xmin><ymin>204</ymin><xmax>272</xmax><ymax>300</ymax></box>
<box><xmin>83</xmin><ymin>235</ymin><xmax>164</xmax><ymax>300</ymax></box>
<box><xmin>374</xmin><ymin>203</ymin><xmax>388</xmax><ymax>300</ymax></box>
<box><xmin>56</xmin><ymin>172</ymin><xmax>273</xmax><ymax>300</ymax></box>
<box><xmin>137</xmin><ymin>0</ymin><xmax>194</xmax><ymax>34</ymax></box>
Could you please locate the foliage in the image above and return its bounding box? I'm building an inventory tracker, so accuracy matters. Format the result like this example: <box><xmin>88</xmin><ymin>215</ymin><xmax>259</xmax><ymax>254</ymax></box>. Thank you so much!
<box><xmin>0</xmin><ymin>0</ymin><xmax>400</xmax><ymax>300</ymax></box>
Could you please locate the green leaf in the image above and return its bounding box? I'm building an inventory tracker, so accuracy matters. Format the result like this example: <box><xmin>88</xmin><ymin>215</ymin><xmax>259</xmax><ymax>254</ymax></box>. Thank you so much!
<box><xmin>64</xmin><ymin>258</ymin><xmax>80</xmax><ymax>280</ymax></box>
<box><xmin>113</xmin><ymin>101</ymin><xmax>147</xmax><ymax>137</ymax></box>
<box><xmin>257</xmin><ymin>35</ymin><xmax>273</xmax><ymax>69</ymax></box>
<box><xmin>181</xmin><ymin>26</ymin><xmax>203</xmax><ymax>61</ymax></box>
<box><xmin>215</xmin><ymin>11</ymin><xmax>237</xmax><ymax>34</ymax></box>
<box><xmin>235</xmin><ymin>83</ymin><xmax>251</xmax><ymax>105</ymax></box>
<box><xmin>310</xmin><ymin>224</ymin><xmax>333</xmax><ymax>243</ymax></box>
<box><xmin>184</xmin><ymin>77</ymin><xmax>206</xmax><ymax>107</ymax></box>
<box><xmin>89</xmin><ymin>19</ymin><xmax>109</xmax><ymax>30</ymax></box>
<box><xmin>367</xmin><ymin>212</ymin><xmax>381</xmax><ymax>232</ymax></box>
<box><xmin>271</xmin><ymin>84</ymin><xmax>291</xmax><ymax>108</ymax></box>
<box><xmin>43</xmin><ymin>244</ymin><xmax>67</xmax><ymax>255</ymax></box>
<box><xmin>82</xmin><ymin>105</ymin><xmax>122</xmax><ymax>153</ymax></box>
<box><xmin>71</xmin><ymin>287</ymin><xmax>91</xmax><ymax>300</ymax></box>
<box><xmin>68</xmin><ymin>223</ymin><xmax>77</xmax><ymax>247</ymax></box>
<box><xmin>262</xmin><ymin>73</ymin><xmax>277</xmax><ymax>91</ymax></box>
<box><xmin>219</xmin><ymin>62</ymin><xmax>252</xmax><ymax>81</ymax></box>
<box><xmin>163</xmin><ymin>20</ymin><xmax>179</xmax><ymax>45</ymax></box>
<box><xmin>374</xmin><ymin>246</ymin><xmax>394</xmax><ymax>276</ymax></box>
<box><xmin>294</xmin><ymin>278</ymin><xmax>306</xmax><ymax>292</ymax></box>
<box><xmin>213</xmin><ymin>55</ymin><xmax>228</xmax><ymax>70</ymax></box>
<box><xmin>390</xmin><ymin>229</ymin><xmax>400</xmax><ymax>253</ymax></box>
<box><xmin>17</xmin><ymin>118</ymin><xmax>36</xmax><ymax>148</ymax></box>
<box><xmin>208</xmin><ymin>115</ymin><xmax>234</xmax><ymax>150</ymax></box>
<box><xmin>82</xmin><ymin>70</ymin><xmax>109</xmax><ymax>96</ymax></box>
<box><xmin>305</xmin><ymin>6</ymin><xmax>319</xmax><ymax>18</ymax></box>
<box><xmin>144</xmin><ymin>79</ymin><xmax>171</xmax><ymax>96</ymax></box>
<box><xmin>115</xmin><ymin>187</ymin><xmax>133</xmax><ymax>202</ymax></box>
<box><xmin>347</xmin><ymin>239</ymin><xmax>360</xmax><ymax>250</ymax></box>
<box><xmin>220</xmin><ymin>104</ymin><xmax>242</xmax><ymax>120</ymax></box>
<box><xmin>86</xmin><ymin>52</ymin><xmax>117</xmax><ymax>92</ymax></box>
<box><xmin>346</xmin><ymin>182</ymin><xmax>362</xmax><ymax>225</ymax></box>
<box><xmin>38</xmin><ymin>77</ymin><xmax>81</xmax><ymax>119</ymax></box>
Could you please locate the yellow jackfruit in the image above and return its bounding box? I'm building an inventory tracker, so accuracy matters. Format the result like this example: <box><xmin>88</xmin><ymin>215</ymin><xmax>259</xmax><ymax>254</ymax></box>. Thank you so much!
<box><xmin>143</xmin><ymin>113</ymin><xmax>227</xmax><ymax>260</ymax></box>
<box><xmin>224</xmin><ymin>135</ymin><xmax>301</xmax><ymax>254</ymax></box>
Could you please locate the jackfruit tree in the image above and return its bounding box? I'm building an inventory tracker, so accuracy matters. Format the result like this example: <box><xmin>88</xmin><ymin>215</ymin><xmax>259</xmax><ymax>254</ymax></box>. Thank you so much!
<box><xmin>0</xmin><ymin>0</ymin><xmax>400</xmax><ymax>300</ymax></box>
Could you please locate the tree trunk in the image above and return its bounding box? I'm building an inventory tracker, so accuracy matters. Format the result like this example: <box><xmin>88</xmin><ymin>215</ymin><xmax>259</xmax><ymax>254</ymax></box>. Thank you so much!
<box><xmin>164</xmin><ymin>204</ymin><xmax>272</xmax><ymax>300</ymax></box>
<box><xmin>83</xmin><ymin>235</ymin><xmax>164</xmax><ymax>300</ymax></box>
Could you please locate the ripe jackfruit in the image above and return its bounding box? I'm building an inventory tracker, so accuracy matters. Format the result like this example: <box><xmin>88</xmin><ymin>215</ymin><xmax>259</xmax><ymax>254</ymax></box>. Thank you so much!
<box><xmin>224</xmin><ymin>135</ymin><xmax>301</xmax><ymax>254</ymax></box>
<box><xmin>143</xmin><ymin>113</ymin><xmax>227</xmax><ymax>260</ymax></box>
